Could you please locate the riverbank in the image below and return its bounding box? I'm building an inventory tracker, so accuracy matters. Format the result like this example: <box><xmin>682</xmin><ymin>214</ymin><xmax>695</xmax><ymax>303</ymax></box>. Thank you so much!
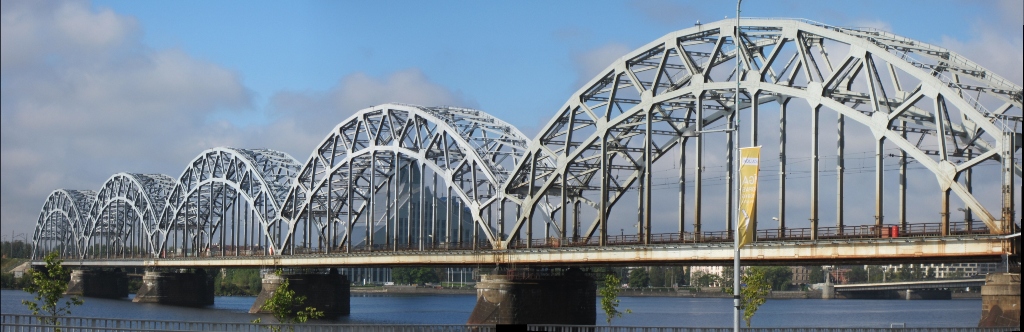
<box><xmin>351</xmin><ymin>285</ymin><xmax>476</xmax><ymax>295</ymax></box>
<box><xmin>357</xmin><ymin>285</ymin><xmax>982</xmax><ymax>300</ymax></box>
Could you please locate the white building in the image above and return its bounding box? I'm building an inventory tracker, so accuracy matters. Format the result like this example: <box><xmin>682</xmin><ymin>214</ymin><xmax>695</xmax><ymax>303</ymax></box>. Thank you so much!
<box><xmin>882</xmin><ymin>262</ymin><xmax>1001</xmax><ymax>278</ymax></box>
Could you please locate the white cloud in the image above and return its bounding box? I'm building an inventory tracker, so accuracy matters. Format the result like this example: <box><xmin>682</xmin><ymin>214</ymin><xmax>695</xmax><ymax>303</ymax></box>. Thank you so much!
<box><xmin>572</xmin><ymin>43</ymin><xmax>632</xmax><ymax>88</ymax></box>
<box><xmin>0</xmin><ymin>0</ymin><xmax>482</xmax><ymax>240</ymax></box>
<box><xmin>1</xmin><ymin>0</ymin><xmax>252</xmax><ymax>237</ymax></box>
<box><xmin>260</xmin><ymin>68</ymin><xmax>478</xmax><ymax>159</ymax></box>
<box><xmin>939</xmin><ymin>22</ymin><xmax>1024</xmax><ymax>86</ymax></box>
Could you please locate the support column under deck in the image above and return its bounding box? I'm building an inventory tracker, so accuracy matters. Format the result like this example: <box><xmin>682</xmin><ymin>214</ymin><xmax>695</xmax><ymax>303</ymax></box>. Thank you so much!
<box><xmin>65</xmin><ymin>269</ymin><xmax>128</xmax><ymax>299</ymax></box>
<box><xmin>979</xmin><ymin>273</ymin><xmax>1020</xmax><ymax>327</ymax></box>
<box><xmin>250</xmin><ymin>270</ymin><xmax>350</xmax><ymax>318</ymax></box>
<box><xmin>133</xmin><ymin>269</ymin><xmax>214</xmax><ymax>307</ymax></box>
<box><xmin>467</xmin><ymin>268</ymin><xmax>595</xmax><ymax>325</ymax></box>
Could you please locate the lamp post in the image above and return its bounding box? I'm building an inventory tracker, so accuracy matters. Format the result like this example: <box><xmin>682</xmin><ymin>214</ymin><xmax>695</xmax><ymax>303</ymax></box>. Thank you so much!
<box><xmin>681</xmin><ymin>3</ymin><xmax>743</xmax><ymax>328</ymax></box>
<box><xmin>733</xmin><ymin>1</ymin><xmax>743</xmax><ymax>331</ymax></box>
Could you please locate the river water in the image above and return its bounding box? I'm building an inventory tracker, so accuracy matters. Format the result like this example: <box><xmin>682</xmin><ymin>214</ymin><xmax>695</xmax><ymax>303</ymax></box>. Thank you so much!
<box><xmin>0</xmin><ymin>290</ymin><xmax>981</xmax><ymax>327</ymax></box>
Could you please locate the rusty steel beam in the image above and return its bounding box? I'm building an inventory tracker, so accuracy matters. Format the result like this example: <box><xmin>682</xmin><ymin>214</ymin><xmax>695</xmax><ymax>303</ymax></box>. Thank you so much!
<box><xmin>54</xmin><ymin>236</ymin><xmax>1011</xmax><ymax>268</ymax></box>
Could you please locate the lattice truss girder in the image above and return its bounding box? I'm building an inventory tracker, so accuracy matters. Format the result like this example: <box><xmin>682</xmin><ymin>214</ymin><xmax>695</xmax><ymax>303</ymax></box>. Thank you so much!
<box><xmin>31</xmin><ymin>190</ymin><xmax>96</xmax><ymax>259</ymax></box>
<box><xmin>504</xmin><ymin>18</ymin><xmax>1022</xmax><ymax>246</ymax></box>
<box><xmin>280</xmin><ymin>104</ymin><xmax>531</xmax><ymax>251</ymax></box>
<box><xmin>87</xmin><ymin>173</ymin><xmax>175</xmax><ymax>258</ymax></box>
<box><xmin>158</xmin><ymin>147</ymin><xmax>301</xmax><ymax>255</ymax></box>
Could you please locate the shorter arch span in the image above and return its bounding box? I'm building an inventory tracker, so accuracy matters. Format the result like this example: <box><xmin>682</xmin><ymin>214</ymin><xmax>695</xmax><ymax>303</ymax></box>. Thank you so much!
<box><xmin>158</xmin><ymin>147</ymin><xmax>301</xmax><ymax>257</ymax></box>
<box><xmin>281</xmin><ymin>103</ymin><xmax>532</xmax><ymax>253</ymax></box>
<box><xmin>31</xmin><ymin>189</ymin><xmax>96</xmax><ymax>259</ymax></box>
<box><xmin>87</xmin><ymin>173</ymin><xmax>175</xmax><ymax>258</ymax></box>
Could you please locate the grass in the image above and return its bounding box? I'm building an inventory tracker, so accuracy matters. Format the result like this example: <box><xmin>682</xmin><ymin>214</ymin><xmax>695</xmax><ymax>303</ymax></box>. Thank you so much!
<box><xmin>1</xmin><ymin>257</ymin><xmax>29</xmax><ymax>273</ymax></box>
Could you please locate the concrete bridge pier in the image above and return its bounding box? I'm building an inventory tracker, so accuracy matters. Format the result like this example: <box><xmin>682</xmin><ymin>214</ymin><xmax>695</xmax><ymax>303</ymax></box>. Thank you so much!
<box><xmin>467</xmin><ymin>268</ymin><xmax>595</xmax><ymax>325</ymax></box>
<box><xmin>249</xmin><ymin>269</ymin><xmax>350</xmax><ymax>318</ymax></box>
<box><xmin>899</xmin><ymin>289</ymin><xmax>951</xmax><ymax>300</ymax></box>
<box><xmin>133</xmin><ymin>269</ymin><xmax>214</xmax><ymax>307</ymax></box>
<box><xmin>65</xmin><ymin>269</ymin><xmax>128</xmax><ymax>299</ymax></box>
<box><xmin>821</xmin><ymin>284</ymin><xmax>835</xmax><ymax>299</ymax></box>
<box><xmin>978</xmin><ymin>273</ymin><xmax>1020</xmax><ymax>327</ymax></box>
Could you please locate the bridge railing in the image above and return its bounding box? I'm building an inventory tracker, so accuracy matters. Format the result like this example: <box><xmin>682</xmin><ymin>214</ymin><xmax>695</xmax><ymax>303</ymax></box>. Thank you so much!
<box><xmin>0</xmin><ymin>314</ymin><xmax>494</xmax><ymax>332</ymax></box>
<box><xmin>501</xmin><ymin>221</ymin><xmax>992</xmax><ymax>250</ymax></box>
<box><xmin>60</xmin><ymin>221</ymin><xmax>996</xmax><ymax>260</ymax></box>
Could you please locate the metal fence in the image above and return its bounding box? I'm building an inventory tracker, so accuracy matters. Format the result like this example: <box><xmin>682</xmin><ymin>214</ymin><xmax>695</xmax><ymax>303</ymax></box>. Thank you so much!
<box><xmin>1</xmin><ymin>316</ymin><xmax>1016</xmax><ymax>332</ymax></box>
<box><xmin>531</xmin><ymin>327</ymin><xmax>1016</xmax><ymax>332</ymax></box>
<box><xmin>0</xmin><ymin>315</ymin><xmax>492</xmax><ymax>332</ymax></box>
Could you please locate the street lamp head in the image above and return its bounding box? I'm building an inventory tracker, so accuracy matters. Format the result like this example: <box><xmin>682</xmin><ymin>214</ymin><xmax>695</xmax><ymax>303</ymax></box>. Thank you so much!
<box><xmin>681</xmin><ymin>127</ymin><xmax>700</xmax><ymax>137</ymax></box>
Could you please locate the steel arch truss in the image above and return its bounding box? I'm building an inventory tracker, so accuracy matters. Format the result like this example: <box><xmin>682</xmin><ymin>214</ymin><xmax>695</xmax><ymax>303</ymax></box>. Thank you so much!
<box><xmin>31</xmin><ymin>190</ymin><xmax>97</xmax><ymax>259</ymax></box>
<box><xmin>280</xmin><ymin>104</ymin><xmax>531</xmax><ymax>253</ymax></box>
<box><xmin>504</xmin><ymin>18</ymin><xmax>1022</xmax><ymax>246</ymax></box>
<box><xmin>158</xmin><ymin>147</ymin><xmax>301</xmax><ymax>257</ymax></box>
<box><xmin>87</xmin><ymin>173</ymin><xmax>175</xmax><ymax>258</ymax></box>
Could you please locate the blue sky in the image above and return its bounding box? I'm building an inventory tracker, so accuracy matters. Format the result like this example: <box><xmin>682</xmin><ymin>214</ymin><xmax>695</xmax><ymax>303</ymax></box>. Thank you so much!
<box><xmin>2</xmin><ymin>0</ymin><xmax>1021</xmax><ymax>238</ymax></box>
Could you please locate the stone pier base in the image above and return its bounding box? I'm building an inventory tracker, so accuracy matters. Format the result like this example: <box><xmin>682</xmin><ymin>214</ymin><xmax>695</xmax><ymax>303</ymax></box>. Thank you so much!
<box><xmin>899</xmin><ymin>289</ymin><xmax>951</xmax><ymax>300</ymax></box>
<box><xmin>250</xmin><ymin>270</ymin><xmax>350</xmax><ymax>318</ymax></box>
<box><xmin>821</xmin><ymin>284</ymin><xmax>835</xmax><ymax>299</ymax></box>
<box><xmin>467</xmin><ymin>268</ymin><xmax>595</xmax><ymax>325</ymax></box>
<box><xmin>979</xmin><ymin>273</ymin><xmax>1020</xmax><ymax>327</ymax></box>
<box><xmin>65</xmin><ymin>269</ymin><xmax>128</xmax><ymax>299</ymax></box>
<box><xmin>133</xmin><ymin>269</ymin><xmax>214</xmax><ymax>307</ymax></box>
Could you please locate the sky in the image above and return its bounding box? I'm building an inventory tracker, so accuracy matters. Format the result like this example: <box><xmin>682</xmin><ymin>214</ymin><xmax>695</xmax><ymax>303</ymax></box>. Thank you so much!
<box><xmin>2</xmin><ymin>0</ymin><xmax>1022</xmax><ymax>240</ymax></box>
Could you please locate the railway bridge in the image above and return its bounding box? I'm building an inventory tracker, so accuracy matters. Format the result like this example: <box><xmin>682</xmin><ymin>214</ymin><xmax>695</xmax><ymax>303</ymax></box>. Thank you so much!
<box><xmin>29</xmin><ymin>18</ymin><xmax>1021</xmax><ymax>326</ymax></box>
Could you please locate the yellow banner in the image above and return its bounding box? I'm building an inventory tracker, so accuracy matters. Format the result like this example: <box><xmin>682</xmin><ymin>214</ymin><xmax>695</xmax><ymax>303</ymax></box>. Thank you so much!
<box><xmin>737</xmin><ymin>146</ymin><xmax>761</xmax><ymax>248</ymax></box>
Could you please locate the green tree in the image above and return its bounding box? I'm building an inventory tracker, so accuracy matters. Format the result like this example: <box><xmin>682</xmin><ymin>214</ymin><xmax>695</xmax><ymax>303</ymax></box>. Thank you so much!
<box><xmin>598</xmin><ymin>273</ymin><xmax>631</xmax><ymax>324</ymax></box>
<box><xmin>627</xmin><ymin>268</ymin><xmax>649</xmax><ymax>288</ymax></box>
<box><xmin>674</xmin><ymin>267</ymin><xmax>689</xmax><ymax>286</ymax></box>
<box><xmin>866</xmin><ymin>266</ymin><xmax>884</xmax><ymax>283</ymax></box>
<box><xmin>648</xmin><ymin>267</ymin><xmax>666</xmax><ymax>287</ymax></box>
<box><xmin>392</xmin><ymin>267</ymin><xmax>439</xmax><ymax>285</ymax></box>
<box><xmin>760</xmin><ymin>266</ymin><xmax>793</xmax><ymax>290</ymax></box>
<box><xmin>252</xmin><ymin>279</ymin><xmax>324</xmax><ymax>332</ymax></box>
<box><xmin>807</xmin><ymin>266</ymin><xmax>825</xmax><ymax>284</ymax></box>
<box><xmin>21</xmin><ymin>252</ymin><xmax>83</xmax><ymax>331</ymax></box>
<box><xmin>846</xmin><ymin>265</ymin><xmax>867</xmax><ymax>283</ymax></box>
<box><xmin>720</xmin><ymin>267</ymin><xmax>734</xmax><ymax>293</ymax></box>
<box><xmin>739</xmin><ymin>268</ymin><xmax>772</xmax><ymax>327</ymax></box>
<box><xmin>693</xmin><ymin>271</ymin><xmax>719</xmax><ymax>287</ymax></box>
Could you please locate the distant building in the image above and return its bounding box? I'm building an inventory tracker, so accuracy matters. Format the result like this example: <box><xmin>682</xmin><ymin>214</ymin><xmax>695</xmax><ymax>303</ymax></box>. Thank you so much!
<box><xmin>829</xmin><ymin>268</ymin><xmax>850</xmax><ymax>284</ymax></box>
<box><xmin>690</xmin><ymin>266</ymin><xmax>726</xmax><ymax>287</ymax></box>
<box><xmin>882</xmin><ymin>262</ymin><xmax>1002</xmax><ymax>279</ymax></box>
<box><xmin>790</xmin><ymin>266</ymin><xmax>811</xmax><ymax>285</ymax></box>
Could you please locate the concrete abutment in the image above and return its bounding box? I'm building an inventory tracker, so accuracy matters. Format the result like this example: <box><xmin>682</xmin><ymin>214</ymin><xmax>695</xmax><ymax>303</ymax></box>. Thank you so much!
<box><xmin>132</xmin><ymin>269</ymin><xmax>214</xmax><ymax>307</ymax></box>
<box><xmin>249</xmin><ymin>270</ymin><xmax>350</xmax><ymax>318</ymax></box>
<box><xmin>65</xmin><ymin>269</ymin><xmax>128</xmax><ymax>299</ymax></box>
<box><xmin>978</xmin><ymin>273</ymin><xmax>1020</xmax><ymax>327</ymax></box>
<box><xmin>467</xmin><ymin>268</ymin><xmax>596</xmax><ymax>325</ymax></box>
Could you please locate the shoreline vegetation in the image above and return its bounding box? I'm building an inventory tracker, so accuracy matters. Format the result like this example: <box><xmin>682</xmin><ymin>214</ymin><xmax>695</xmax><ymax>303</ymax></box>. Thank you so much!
<box><xmin>349</xmin><ymin>285</ymin><xmax>982</xmax><ymax>299</ymax></box>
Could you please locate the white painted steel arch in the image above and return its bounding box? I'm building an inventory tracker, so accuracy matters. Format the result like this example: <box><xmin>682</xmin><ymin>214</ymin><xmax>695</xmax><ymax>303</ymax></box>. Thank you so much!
<box><xmin>504</xmin><ymin>18</ymin><xmax>1022</xmax><ymax>246</ymax></box>
<box><xmin>280</xmin><ymin>103</ymin><xmax>532</xmax><ymax>252</ymax></box>
<box><xmin>158</xmin><ymin>147</ymin><xmax>301</xmax><ymax>256</ymax></box>
<box><xmin>87</xmin><ymin>173</ymin><xmax>175</xmax><ymax>258</ymax></box>
<box><xmin>31</xmin><ymin>189</ymin><xmax>97</xmax><ymax>259</ymax></box>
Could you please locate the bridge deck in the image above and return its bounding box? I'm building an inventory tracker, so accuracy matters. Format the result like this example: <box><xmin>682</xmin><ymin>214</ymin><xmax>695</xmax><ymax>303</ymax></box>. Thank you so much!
<box><xmin>834</xmin><ymin>279</ymin><xmax>987</xmax><ymax>291</ymax></box>
<box><xmin>52</xmin><ymin>235</ymin><xmax>1011</xmax><ymax>268</ymax></box>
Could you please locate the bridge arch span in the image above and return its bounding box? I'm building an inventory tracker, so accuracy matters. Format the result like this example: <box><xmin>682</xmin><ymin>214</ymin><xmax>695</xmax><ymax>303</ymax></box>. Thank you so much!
<box><xmin>280</xmin><ymin>103</ymin><xmax>532</xmax><ymax>253</ymax></box>
<box><xmin>503</xmin><ymin>18</ymin><xmax>1021</xmax><ymax>247</ymax></box>
<box><xmin>86</xmin><ymin>173</ymin><xmax>175</xmax><ymax>258</ymax></box>
<box><xmin>158</xmin><ymin>147</ymin><xmax>301</xmax><ymax>257</ymax></box>
<box><xmin>31</xmin><ymin>189</ymin><xmax>96</xmax><ymax>259</ymax></box>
